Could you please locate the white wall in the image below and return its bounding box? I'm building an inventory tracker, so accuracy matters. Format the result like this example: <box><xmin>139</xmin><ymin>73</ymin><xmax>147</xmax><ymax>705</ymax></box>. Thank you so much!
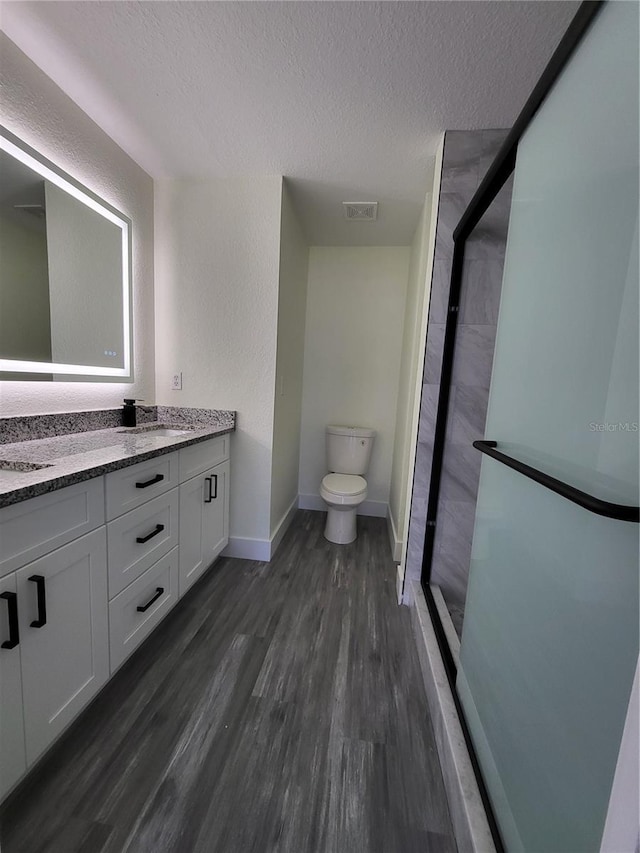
<box><xmin>0</xmin><ymin>34</ymin><xmax>155</xmax><ymax>414</ymax></box>
<box><xmin>270</xmin><ymin>181</ymin><xmax>309</xmax><ymax>543</ymax></box>
<box><xmin>388</xmin><ymin>156</ymin><xmax>440</xmax><ymax>565</ymax></box>
<box><xmin>154</xmin><ymin>176</ymin><xmax>283</xmax><ymax>553</ymax></box>
<box><xmin>391</xmin><ymin>143</ymin><xmax>442</xmax><ymax>595</ymax></box>
<box><xmin>298</xmin><ymin>246</ymin><xmax>410</xmax><ymax>515</ymax></box>
<box><xmin>387</xmin><ymin>196</ymin><xmax>433</xmax><ymax>558</ymax></box>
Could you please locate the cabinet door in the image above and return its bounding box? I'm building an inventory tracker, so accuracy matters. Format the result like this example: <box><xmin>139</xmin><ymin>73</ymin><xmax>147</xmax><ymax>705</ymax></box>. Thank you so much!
<box><xmin>17</xmin><ymin>528</ymin><xmax>109</xmax><ymax>765</ymax></box>
<box><xmin>179</xmin><ymin>460</ymin><xmax>229</xmax><ymax>597</ymax></box>
<box><xmin>203</xmin><ymin>459</ymin><xmax>229</xmax><ymax>565</ymax></box>
<box><xmin>0</xmin><ymin>572</ymin><xmax>26</xmax><ymax>801</ymax></box>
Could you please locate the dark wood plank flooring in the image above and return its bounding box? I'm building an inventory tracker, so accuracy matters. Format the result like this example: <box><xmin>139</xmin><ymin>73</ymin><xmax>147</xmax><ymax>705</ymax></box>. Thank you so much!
<box><xmin>1</xmin><ymin>511</ymin><xmax>456</xmax><ymax>853</ymax></box>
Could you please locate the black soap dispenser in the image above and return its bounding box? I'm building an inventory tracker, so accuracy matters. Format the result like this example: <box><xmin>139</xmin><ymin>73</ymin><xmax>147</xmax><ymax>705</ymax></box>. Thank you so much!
<box><xmin>122</xmin><ymin>398</ymin><xmax>137</xmax><ymax>427</ymax></box>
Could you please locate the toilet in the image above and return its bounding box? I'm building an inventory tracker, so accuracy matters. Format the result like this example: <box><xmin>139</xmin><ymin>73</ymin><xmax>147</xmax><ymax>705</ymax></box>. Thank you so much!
<box><xmin>320</xmin><ymin>425</ymin><xmax>375</xmax><ymax>544</ymax></box>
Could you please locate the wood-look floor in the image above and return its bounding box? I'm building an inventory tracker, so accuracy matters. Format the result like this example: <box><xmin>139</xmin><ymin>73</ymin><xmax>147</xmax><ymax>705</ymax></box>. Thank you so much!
<box><xmin>1</xmin><ymin>511</ymin><xmax>456</xmax><ymax>853</ymax></box>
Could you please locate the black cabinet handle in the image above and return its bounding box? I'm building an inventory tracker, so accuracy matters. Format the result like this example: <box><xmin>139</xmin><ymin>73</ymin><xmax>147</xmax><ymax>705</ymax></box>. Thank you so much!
<box><xmin>135</xmin><ymin>474</ymin><xmax>164</xmax><ymax>489</ymax></box>
<box><xmin>28</xmin><ymin>575</ymin><xmax>47</xmax><ymax>628</ymax></box>
<box><xmin>136</xmin><ymin>523</ymin><xmax>165</xmax><ymax>544</ymax></box>
<box><xmin>204</xmin><ymin>474</ymin><xmax>218</xmax><ymax>503</ymax></box>
<box><xmin>1</xmin><ymin>591</ymin><xmax>19</xmax><ymax>649</ymax></box>
<box><xmin>136</xmin><ymin>587</ymin><xmax>164</xmax><ymax>612</ymax></box>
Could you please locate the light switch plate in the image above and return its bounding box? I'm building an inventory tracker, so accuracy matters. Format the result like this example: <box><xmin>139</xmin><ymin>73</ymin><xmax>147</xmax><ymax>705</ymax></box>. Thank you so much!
<box><xmin>171</xmin><ymin>372</ymin><xmax>182</xmax><ymax>390</ymax></box>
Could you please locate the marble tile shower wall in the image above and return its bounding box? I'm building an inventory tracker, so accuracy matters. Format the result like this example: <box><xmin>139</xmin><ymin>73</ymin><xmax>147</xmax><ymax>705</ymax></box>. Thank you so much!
<box><xmin>403</xmin><ymin>130</ymin><xmax>511</xmax><ymax>635</ymax></box>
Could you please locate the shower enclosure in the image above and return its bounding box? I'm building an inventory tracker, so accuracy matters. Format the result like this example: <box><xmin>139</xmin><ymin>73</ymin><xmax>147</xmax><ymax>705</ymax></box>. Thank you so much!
<box><xmin>419</xmin><ymin>2</ymin><xmax>639</xmax><ymax>850</ymax></box>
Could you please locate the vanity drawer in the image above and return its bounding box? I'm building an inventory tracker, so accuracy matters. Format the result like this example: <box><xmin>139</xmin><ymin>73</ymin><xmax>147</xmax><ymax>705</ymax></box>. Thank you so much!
<box><xmin>105</xmin><ymin>453</ymin><xmax>178</xmax><ymax>520</ymax></box>
<box><xmin>109</xmin><ymin>546</ymin><xmax>179</xmax><ymax>673</ymax></box>
<box><xmin>0</xmin><ymin>478</ymin><xmax>105</xmax><ymax>578</ymax></box>
<box><xmin>107</xmin><ymin>489</ymin><xmax>179</xmax><ymax>598</ymax></box>
<box><xmin>179</xmin><ymin>435</ymin><xmax>229</xmax><ymax>483</ymax></box>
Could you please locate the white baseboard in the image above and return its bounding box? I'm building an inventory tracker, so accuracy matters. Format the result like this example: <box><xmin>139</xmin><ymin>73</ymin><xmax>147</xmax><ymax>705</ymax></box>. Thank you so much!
<box><xmin>269</xmin><ymin>496</ymin><xmax>299</xmax><ymax>559</ymax></box>
<box><xmin>298</xmin><ymin>493</ymin><xmax>387</xmax><ymax>518</ymax></box>
<box><xmin>223</xmin><ymin>497</ymin><xmax>299</xmax><ymax>564</ymax></box>
<box><xmin>222</xmin><ymin>536</ymin><xmax>271</xmax><ymax>562</ymax></box>
<box><xmin>386</xmin><ymin>508</ymin><xmax>403</xmax><ymax>563</ymax></box>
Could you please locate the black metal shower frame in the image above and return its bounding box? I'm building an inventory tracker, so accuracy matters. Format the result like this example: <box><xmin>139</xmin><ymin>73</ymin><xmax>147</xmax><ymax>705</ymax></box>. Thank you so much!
<box><xmin>418</xmin><ymin>3</ymin><xmax>609</xmax><ymax>850</ymax></box>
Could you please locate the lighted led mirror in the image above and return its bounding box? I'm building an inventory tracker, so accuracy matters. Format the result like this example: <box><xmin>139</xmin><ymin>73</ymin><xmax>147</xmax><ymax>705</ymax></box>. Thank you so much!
<box><xmin>0</xmin><ymin>126</ymin><xmax>132</xmax><ymax>381</ymax></box>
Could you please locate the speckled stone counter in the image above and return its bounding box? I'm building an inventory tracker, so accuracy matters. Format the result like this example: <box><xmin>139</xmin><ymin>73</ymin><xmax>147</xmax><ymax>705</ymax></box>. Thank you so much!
<box><xmin>0</xmin><ymin>407</ymin><xmax>235</xmax><ymax>508</ymax></box>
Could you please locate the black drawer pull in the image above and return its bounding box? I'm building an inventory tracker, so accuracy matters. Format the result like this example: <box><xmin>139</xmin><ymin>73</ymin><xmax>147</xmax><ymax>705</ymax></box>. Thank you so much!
<box><xmin>137</xmin><ymin>587</ymin><xmax>164</xmax><ymax>612</ymax></box>
<box><xmin>28</xmin><ymin>575</ymin><xmax>47</xmax><ymax>628</ymax></box>
<box><xmin>135</xmin><ymin>473</ymin><xmax>164</xmax><ymax>489</ymax></box>
<box><xmin>136</xmin><ymin>523</ymin><xmax>165</xmax><ymax>544</ymax></box>
<box><xmin>204</xmin><ymin>474</ymin><xmax>218</xmax><ymax>504</ymax></box>
<box><xmin>1</xmin><ymin>591</ymin><xmax>19</xmax><ymax>649</ymax></box>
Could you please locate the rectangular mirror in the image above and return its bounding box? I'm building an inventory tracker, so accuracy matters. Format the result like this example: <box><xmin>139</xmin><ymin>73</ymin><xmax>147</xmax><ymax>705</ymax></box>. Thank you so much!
<box><xmin>0</xmin><ymin>126</ymin><xmax>132</xmax><ymax>381</ymax></box>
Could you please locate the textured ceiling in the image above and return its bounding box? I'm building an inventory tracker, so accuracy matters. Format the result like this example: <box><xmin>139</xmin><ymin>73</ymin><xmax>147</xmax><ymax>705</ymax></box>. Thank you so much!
<box><xmin>1</xmin><ymin>1</ymin><xmax>579</xmax><ymax>245</ymax></box>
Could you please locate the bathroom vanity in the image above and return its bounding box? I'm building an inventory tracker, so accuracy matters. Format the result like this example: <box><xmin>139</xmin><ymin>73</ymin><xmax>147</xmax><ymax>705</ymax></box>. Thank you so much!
<box><xmin>0</xmin><ymin>410</ymin><xmax>234</xmax><ymax>801</ymax></box>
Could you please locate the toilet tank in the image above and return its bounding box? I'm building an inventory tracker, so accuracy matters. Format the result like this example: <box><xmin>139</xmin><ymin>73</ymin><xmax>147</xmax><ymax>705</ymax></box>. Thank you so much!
<box><xmin>326</xmin><ymin>425</ymin><xmax>375</xmax><ymax>475</ymax></box>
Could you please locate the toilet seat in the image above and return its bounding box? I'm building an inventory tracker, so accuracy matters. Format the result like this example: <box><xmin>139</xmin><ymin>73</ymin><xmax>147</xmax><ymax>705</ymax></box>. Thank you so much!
<box><xmin>321</xmin><ymin>473</ymin><xmax>367</xmax><ymax>497</ymax></box>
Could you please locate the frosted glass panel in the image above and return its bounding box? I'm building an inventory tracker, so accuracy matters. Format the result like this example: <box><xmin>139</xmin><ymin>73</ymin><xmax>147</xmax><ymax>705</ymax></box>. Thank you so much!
<box><xmin>460</xmin><ymin>463</ymin><xmax>638</xmax><ymax>851</ymax></box>
<box><xmin>483</xmin><ymin>0</ymin><xmax>639</xmax><ymax>503</ymax></box>
<box><xmin>458</xmin><ymin>2</ymin><xmax>639</xmax><ymax>851</ymax></box>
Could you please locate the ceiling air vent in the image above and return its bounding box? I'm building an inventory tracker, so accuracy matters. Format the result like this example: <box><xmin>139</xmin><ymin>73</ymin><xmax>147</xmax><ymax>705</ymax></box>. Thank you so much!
<box><xmin>343</xmin><ymin>201</ymin><xmax>378</xmax><ymax>221</ymax></box>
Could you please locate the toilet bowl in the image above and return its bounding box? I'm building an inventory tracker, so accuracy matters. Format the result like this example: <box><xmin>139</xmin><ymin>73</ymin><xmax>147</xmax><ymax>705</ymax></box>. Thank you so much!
<box><xmin>320</xmin><ymin>425</ymin><xmax>375</xmax><ymax>544</ymax></box>
<box><xmin>320</xmin><ymin>473</ymin><xmax>367</xmax><ymax>544</ymax></box>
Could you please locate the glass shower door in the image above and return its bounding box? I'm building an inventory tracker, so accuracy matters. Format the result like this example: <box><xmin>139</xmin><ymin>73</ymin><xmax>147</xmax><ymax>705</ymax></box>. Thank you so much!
<box><xmin>457</xmin><ymin>2</ymin><xmax>639</xmax><ymax>850</ymax></box>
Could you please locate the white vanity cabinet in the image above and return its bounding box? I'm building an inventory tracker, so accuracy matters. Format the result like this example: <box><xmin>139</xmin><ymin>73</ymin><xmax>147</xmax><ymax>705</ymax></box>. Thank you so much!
<box><xmin>105</xmin><ymin>452</ymin><xmax>181</xmax><ymax>672</ymax></box>
<box><xmin>107</xmin><ymin>489</ymin><xmax>179</xmax><ymax>598</ymax></box>
<box><xmin>0</xmin><ymin>524</ymin><xmax>108</xmax><ymax>800</ymax></box>
<box><xmin>179</xmin><ymin>436</ymin><xmax>230</xmax><ymax>596</ymax></box>
<box><xmin>108</xmin><ymin>545</ymin><xmax>179</xmax><ymax>673</ymax></box>
<box><xmin>105</xmin><ymin>452</ymin><xmax>179</xmax><ymax>521</ymax></box>
<box><xmin>17</xmin><ymin>528</ymin><xmax>109</xmax><ymax>764</ymax></box>
<box><xmin>0</xmin><ymin>477</ymin><xmax>105</xmax><ymax>578</ymax></box>
<box><xmin>0</xmin><ymin>572</ymin><xmax>26</xmax><ymax>800</ymax></box>
<box><xmin>0</xmin><ymin>430</ymin><xmax>231</xmax><ymax>802</ymax></box>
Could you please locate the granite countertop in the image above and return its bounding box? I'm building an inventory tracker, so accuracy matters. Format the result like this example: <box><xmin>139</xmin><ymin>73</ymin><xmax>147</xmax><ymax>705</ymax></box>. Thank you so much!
<box><xmin>0</xmin><ymin>408</ymin><xmax>235</xmax><ymax>508</ymax></box>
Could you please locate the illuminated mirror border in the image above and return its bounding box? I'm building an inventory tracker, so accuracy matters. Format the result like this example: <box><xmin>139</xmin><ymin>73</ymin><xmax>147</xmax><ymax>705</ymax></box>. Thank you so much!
<box><xmin>0</xmin><ymin>125</ymin><xmax>133</xmax><ymax>380</ymax></box>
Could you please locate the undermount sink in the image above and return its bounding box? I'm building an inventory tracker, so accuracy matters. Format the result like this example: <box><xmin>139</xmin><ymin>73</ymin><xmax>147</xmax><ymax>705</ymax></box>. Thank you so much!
<box><xmin>147</xmin><ymin>428</ymin><xmax>194</xmax><ymax>437</ymax></box>
<box><xmin>0</xmin><ymin>460</ymin><xmax>54</xmax><ymax>473</ymax></box>
<box><xmin>117</xmin><ymin>423</ymin><xmax>196</xmax><ymax>437</ymax></box>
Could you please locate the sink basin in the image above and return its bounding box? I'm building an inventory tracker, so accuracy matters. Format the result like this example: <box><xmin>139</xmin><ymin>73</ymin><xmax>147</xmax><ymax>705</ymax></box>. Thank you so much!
<box><xmin>0</xmin><ymin>460</ymin><xmax>54</xmax><ymax>473</ymax></box>
<box><xmin>147</xmin><ymin>428</ymin><xmax>194</xmax><ymax>437</ymax></box>
<box><xmin>117</xmin><ymin>423</ymin><xmax>196</xmax><ymax>437</ymax></box>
